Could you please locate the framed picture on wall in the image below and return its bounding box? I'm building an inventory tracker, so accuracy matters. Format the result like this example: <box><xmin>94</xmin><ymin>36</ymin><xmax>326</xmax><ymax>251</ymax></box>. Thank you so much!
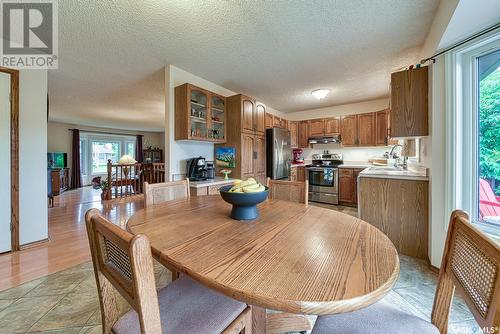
<box><xmin>215</xmin><ymin>147</ymin><xmax>236</xmax><ymax>168</ymax></box>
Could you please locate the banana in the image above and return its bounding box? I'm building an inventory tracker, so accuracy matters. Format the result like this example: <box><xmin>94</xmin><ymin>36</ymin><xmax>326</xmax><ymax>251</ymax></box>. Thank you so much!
<box><xmin>227</xmin><ymin>178</ymin><xmax>266</xmax><ymax>193</ymax></box>
<box><xmin>243</xmin><ymin>185</ymin><xmax>266</xmax><ymax>193</ymax></box>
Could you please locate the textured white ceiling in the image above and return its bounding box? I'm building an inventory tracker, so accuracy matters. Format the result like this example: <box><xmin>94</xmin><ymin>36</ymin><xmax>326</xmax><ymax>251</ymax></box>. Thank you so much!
<box><xmin>49</xmin><ymin>0</ymin><xmax>439</xmax><ymax>131</ymax></box>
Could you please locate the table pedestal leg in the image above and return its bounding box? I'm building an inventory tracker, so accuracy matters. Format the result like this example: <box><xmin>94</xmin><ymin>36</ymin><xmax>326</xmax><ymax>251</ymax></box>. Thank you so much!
<box><xmin>266</xmin><ymin>313</ymin><xmax>311</xmax><ymax>334</ymax></box>
<box><xmin>251</xmin><ymin>305</ymin><xmax>266</xmax><ymax>334</ymax></box>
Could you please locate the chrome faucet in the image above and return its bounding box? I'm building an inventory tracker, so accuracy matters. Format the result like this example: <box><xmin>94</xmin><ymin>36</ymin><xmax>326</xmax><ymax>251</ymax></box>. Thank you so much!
<box><xmin>385</xmin><ymin>144</ymin><xmax>408</xmax><ymax>169</ymax></box>
<box><xmin>388</xmin><ymin>144</ymin><xmax>402</xmax><ymax>158</ymax></box>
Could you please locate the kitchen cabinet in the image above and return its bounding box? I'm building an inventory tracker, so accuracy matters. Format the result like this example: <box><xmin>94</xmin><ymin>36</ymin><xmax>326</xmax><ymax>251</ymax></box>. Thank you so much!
<box><xmin>309</xmin><ymin>119</ymin><xmax>325</xmax><ymax>137</ymax></box>
<box><xmin>215</xmin><ymin>94</ymin><xmax>266</xmax><ymax>182</ymax></box>
<box><xmin>242</xmin><ymin>97</ymin><xmax>255</xmax><ymax>133</ymax></box>
<box><xmin>357</xmin><ymin>113</ymin><xmax>376</xmax><ymax>146</ymax></box>
<box><xmin>288</xmin><ymin>121</ymin><xmax>298</xmax><ymax>148</ymax></box>
<box><xmin>324</xmin><ymin>117</ymin><xmax>340</xmax><ymax>136</ymax></box>
<box><xmin>265</xmin><ymin>112</ymin><xmax>273</xmax><ymax>129</ymax></box>
<box><xmin>339</xmin><ymin>167</ymin><xmax>364</xmax><ymax>206</ymax></box>
<box><xmin>298</xmin><ymin>120</ymin><xmax>309</xmax><ymax>148</ymax></box>
<box><xmin>390</xmin><ymin>66</ymin><xmax>429</xmax><ymax>137</ymax></box>
<box><xmin>273</xmin><ymin>116</ymin><xmax>281</xmax><ymax>128</ymax></box>
<box><xmin>254</xmin><ymin>103</ymin><xmax>266</xmax><ymax>135</ymax></box>
<box><xmin>340</xmin><ymin>115</ymin><xmax>357</xmax><ymax>146</ymax></box>
<box><xmin>375</xmin><ymin>109</ymin><xmax>389</xmax><ymax>146</ymax></box>
<box><xmin>289</xmin><ymin>166</ymin><xmax>306</xmax><ymax>182</ymax></box>
<box><xmin>358</xmin><ymin>176</ymin><xmax>429</xmax><ymax>259</ymax></box>
<box><xmin>175</xmin><ymin>83</ymin><xmax>226</xmax><ymax>142</ymax></box>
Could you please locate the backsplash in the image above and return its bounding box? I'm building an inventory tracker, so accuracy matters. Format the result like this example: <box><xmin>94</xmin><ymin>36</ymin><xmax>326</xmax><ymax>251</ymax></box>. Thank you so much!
<box><xmin>301</xmin><ymin>143</ymin><xmax>391</xmax><ymax>162</ymax></box>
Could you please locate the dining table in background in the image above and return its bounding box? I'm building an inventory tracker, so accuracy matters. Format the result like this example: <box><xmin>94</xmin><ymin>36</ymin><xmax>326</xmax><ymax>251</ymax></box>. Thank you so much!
<box><xmin>127</xmin><ymin>195</ymin><xmax>400</xmax><ymax>334</ymax></box>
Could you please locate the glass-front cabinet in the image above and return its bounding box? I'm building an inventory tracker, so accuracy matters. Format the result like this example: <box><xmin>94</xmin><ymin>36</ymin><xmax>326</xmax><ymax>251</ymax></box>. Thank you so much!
<box><xmin>175</xmin><ymin>83</ymin><xmax>226</xmax><ymax>143</ymax></box>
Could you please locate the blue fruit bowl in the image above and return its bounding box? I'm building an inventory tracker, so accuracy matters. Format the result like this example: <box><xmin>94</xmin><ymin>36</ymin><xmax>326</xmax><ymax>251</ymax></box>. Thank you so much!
<box><xmin>219</xmin><ymin>185</ymin><xmax>269</xmax><ymax>220</ymax></box>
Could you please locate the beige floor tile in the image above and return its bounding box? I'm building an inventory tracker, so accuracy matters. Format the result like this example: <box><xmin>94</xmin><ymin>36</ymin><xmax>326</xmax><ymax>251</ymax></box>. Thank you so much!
<box><xmin>395</xmin><ymin>255</ymin><xmax>438</xmax><ymax>289</ymax></box>
<box><xmin>0</xmin><ymin>295</ymin><xmax>63</xmax><ymax>333</ymax></box>
<box><xmin>29</xmin><ymin>327</ymin><xmax>82</xmax><ymax>334</ymax></box>
<box><xmin>78</xmin><ymin>325</ymin><xmax>101</xmax><ymax>334</ymax></box>
<box><xmin>0</xmin><ymin>277</ymin><xmax>45</xmax><ymax>299</ymax></box>
<box><xmin>25</xmin><ymin>269</ymin><xmax>90</xmax><ymax>297</ymax></box>
<box><xmin>29</xmin><ymin>292</ymin><xmax>99</xmax><ymax>332</ymax></box>
<box><xmin>0</xmin><ymin>298</ymin><xmax>15</xmax><ymax>311</ymax></box>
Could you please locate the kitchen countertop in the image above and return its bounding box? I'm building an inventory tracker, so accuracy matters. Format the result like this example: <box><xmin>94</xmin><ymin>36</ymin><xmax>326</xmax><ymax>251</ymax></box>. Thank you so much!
<box><xmin>359</xmin><ymin>166</ymin><xmax>429</xmax><ymax>181</ymax></box>
<box><xmin>189</xmin><ymin>177</ymin><xmax>236</xmax><ymax>188</ymax></box>
<box><xmin>338</xmin><ymin>161</ymin><xmax>373</xmax><ymax>169</ymax></box>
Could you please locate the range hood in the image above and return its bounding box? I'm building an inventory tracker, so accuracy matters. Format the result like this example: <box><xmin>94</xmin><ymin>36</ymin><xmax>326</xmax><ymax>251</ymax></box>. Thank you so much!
<box><xmin>308</xmin><ymin>134</ymin><xmax>341</xmax><ymax>144</ymax></box>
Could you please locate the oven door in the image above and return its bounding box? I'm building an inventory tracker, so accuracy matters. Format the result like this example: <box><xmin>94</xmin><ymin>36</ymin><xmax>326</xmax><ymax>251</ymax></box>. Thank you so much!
<box><xmin>307</xmin><ymin>167</ymin><xmax>338</xmax><ymax>193</ymax></box>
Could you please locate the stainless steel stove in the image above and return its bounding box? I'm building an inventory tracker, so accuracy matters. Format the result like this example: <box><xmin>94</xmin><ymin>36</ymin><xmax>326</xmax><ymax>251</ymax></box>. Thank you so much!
<box><xmin>306</xmin><ymin>153</ymin><xmax>343</xmax><ymax>205</ymax></box>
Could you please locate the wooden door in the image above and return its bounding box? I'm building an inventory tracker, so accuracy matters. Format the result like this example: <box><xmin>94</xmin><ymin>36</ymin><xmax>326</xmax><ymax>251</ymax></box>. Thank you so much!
<box><xmin>254</xmin><ymin>135</ymin><xmax>266</xmax><ymax>184</ymax></box>
<box><xmin>375</xmin><ymin>110</ymin><xmax>389</xmax><ymax>146</ymax></box>
<box><xmin>357</xmin><ymin>113</ymin><xmax>376</xmax><ymax>147</ymax></box>
<box><xmin>289</xmin><ymin>167</ymin><xmax>297</xmax><ymax>181</ymax></box>
<box><xmin>390</xmin><ymin>67</ymin><xmax>429</xmax><ymax>137</ymax></box>
<box><xmin>254</xmin><ymin>103</ymin><xmax>266</xmax><ymax>135</ymax></box>
<box><xmin>309</xmin><ymin>119</ymin><xmax>325</xmax><ymax>137</ymax></box>
<box><xmin>242</xmin><ymin>97</ymin><xmax>255</xmax><ymax>133</ymax></box>
<box><xmin>265</xmin><ymin>112</ymin><xmax>273</xmax><ymax>129</ymax></box>
<box><xmin>288</xmin><ymin>121</ymin><xmax>298</xmax><ymax>148</ymax></box>
<box><xmin>324</xmin><ymin>117</ymin><xmax>340</xmax><ymax>136</ymax></box>
<box><xmin>298</xmin><ymin>121</ymin><xmax>309</xmax><ymax>148</ymax></box>
<box><xmin>241</xmin><ymin>133</ymin><xmax>255</xmax><ymax>178</ymax></box>
<box><xmin>340</xmin><ymin>115</ymin><xmax>357</xmax><ymax>146</ymax></box>
<box><xmin>339</xmin><ymin>168</ymin><xmax>354</xmax><ymax>203</ymax></box>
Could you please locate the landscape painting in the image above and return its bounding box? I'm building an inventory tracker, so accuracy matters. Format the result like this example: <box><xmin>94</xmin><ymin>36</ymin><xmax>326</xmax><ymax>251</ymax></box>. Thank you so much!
<box><xmin>216</xmin><ymin>147</ymin><xmax>236</xmax><ymax>168</ymax></box>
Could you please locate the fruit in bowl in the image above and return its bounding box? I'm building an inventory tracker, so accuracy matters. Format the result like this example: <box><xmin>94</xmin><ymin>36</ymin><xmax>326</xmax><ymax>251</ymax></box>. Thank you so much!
<box><xmin>219</xmin><ymin>178</ymin><xmax>269</xmax><ymax>220</ymax></box>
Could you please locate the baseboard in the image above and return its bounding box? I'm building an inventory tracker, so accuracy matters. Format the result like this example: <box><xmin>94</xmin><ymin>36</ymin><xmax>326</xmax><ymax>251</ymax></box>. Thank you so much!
<box><xmin>19</xmin><ymin>238</ymin><xmax>50</xmax><ymax>250</ymax></box>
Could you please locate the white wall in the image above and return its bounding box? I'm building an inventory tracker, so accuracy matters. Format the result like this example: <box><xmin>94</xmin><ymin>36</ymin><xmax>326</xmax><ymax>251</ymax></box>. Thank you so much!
<box><xmin>165</xmin><ymin>65</ymin><xmax>238</xmax><ymax>180</ymax></box>
<box><xmin>19</xmin><ymin>70</ymin><xmax>48</xmax><ymax>245</ymax></box>
<box><xmin>301</xmin><ymin>145</ymin><xmax>390</xmax><ymax>162</ymax></box>
<box><xmin>285</xmin><ymin>98</ymin><xmax>389</xmax><ymax>120</ymax></box>
<box><xmin>47</xmin><ymin>121</ymin><xmax>165</xmax><ymax>166</ymax></box>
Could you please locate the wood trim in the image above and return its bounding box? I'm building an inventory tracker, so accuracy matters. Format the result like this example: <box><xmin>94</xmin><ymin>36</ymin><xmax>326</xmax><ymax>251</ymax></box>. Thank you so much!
<box><xmin>0</xmin><ymin>67</ymin><xmax>20</xmax><ymax>252</ymax></box>
<box><xmin>19</xmin><ymin>238</ymin><xmax>50</xmax><ymax>250</ymax></box>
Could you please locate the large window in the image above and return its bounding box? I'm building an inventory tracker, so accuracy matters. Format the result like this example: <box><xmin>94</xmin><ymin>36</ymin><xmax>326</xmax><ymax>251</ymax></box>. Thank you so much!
<box><xmin>477</xmin><ymin>50</ymin><xmax>500</xmax><ymax>228</ymax></box>
<box><xmin>80</xmin><ymin>133</ymin><xmax>137</xmax><ymax>177</ymax></box>
<box><xmin>450</xmin><ymin>32</ymin><xmax>500</xmax><ymax>237</ymax></box>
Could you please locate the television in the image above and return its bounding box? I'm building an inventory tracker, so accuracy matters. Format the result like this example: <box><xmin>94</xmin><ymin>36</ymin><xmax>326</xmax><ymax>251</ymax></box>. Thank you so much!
<box><xmin>47</xmin><ymin>152</ymin><xmax>67</xmax><ymax>169</ymax></box>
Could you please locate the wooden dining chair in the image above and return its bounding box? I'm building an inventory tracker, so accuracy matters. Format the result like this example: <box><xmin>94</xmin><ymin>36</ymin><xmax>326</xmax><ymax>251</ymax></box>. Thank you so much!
<box><xmin>144</xmin><ymin>179</ymin><xmax>190</xmax><ymax>208</ymax></box>
<box><xmin>85</xmin><ymin>208</ymin><xmax>252</xmax><ymax>334</ymax></box>
<box><xmin>311</xmin><ymin>210</ymin><xmax>500</xmax><ymax>334</ymax></box>
<box><xmin>266</xmin><ymin>177</ymin><xmax>308</xmax><ymax>205</ymax></box>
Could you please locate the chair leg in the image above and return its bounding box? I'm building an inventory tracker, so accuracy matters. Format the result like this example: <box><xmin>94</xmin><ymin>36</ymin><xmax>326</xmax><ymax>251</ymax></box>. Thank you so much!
<box><xmin>170</xmin><ymin>269</ymin><xmax>179</xmax><ymax>282</ymax></box>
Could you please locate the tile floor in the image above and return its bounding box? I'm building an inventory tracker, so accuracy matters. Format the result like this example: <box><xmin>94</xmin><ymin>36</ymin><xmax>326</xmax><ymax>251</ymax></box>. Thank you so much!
<box><xmin>0</xmin><ymin>254</ymin><xmax>481</xmax><ymax>333</ymax></box>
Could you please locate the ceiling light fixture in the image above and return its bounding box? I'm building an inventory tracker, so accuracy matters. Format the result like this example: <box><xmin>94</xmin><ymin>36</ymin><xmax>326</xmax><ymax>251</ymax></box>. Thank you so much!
<box><xmin>311</xmin><ymin>89</ymin><xmax>330</xmax><ymax>100</ymax></box>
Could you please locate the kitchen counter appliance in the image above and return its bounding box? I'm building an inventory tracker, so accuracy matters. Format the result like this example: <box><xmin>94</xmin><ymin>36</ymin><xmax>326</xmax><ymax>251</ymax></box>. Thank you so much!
<box><xmin>306</xmin><ymin>153</ymin><xmax>343</xmax><ymax>205</ymax></box>
<box><xmin>187</xmin><ymin>156</ymin><xmax>207</xmax><ymax>181</ymax></box>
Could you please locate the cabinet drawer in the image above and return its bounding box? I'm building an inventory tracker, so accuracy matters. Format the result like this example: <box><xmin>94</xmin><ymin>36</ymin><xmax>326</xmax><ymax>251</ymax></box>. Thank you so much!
<box><xmin>339</xmin><ymin>168</ymin><xmax>353</xmax><ymax>177</ymax></box>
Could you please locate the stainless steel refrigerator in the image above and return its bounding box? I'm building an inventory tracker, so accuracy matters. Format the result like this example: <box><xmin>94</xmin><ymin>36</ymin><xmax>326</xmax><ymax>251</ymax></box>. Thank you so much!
<box><xmin>266</xmin><ymin>128</ymin><xmax>292</xmax><ymax>180</ymax></box>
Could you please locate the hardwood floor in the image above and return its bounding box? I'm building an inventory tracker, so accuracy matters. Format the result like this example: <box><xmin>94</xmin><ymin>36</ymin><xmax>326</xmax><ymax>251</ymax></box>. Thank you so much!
<box><xmin>0</xmin><ymin>187</ymin><xmax>144</xmax><ymax>291</ymax></box>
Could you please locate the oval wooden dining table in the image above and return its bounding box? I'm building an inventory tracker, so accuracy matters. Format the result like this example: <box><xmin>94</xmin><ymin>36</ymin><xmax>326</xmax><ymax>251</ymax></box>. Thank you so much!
<box><xmin>127</xmin><ymin>195</ymin><xmax>400</xmax><ymax>334</ymax></box>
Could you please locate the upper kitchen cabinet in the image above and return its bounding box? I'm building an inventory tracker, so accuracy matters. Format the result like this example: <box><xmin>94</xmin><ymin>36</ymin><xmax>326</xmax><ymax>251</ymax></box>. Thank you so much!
<box><xmin>265</xmin><ymin>112</ymin><xmax>273</xmax><ymax>129</ymax></box>
<box><xmin>175</xmin><ymin>83</ymin><xmax>226</xmax><ymax>142</ymax></box>
<box><xmin>390</xmin><ymin>66</ymin><xmax>429</xmax><ymax>137</ymax></box>
<box><xmin>298</xmin><ymin>120</ymin><xmax>309</xmax><ymax>148</ymax></box>
<box><xmin>242</xmin><ymin>96</ymin><xmax>255</xmax><ymax>133</ymax></box>
<box><xmin>340</xmin><ymin>115</ymin><xmax>357</xmax><ymax>146</ymax></box>
<box><xmin>309</xmin><ymin>119</ymin><xmax>325</xmax><ymax>137</ymax></box>
<box><xmin>254</xmin><ymin>102</ymin><xmax>266</xmax><ymax>135</ymax></box>
<box><xmin>324</xmin><ymin>117</ymin><xmax>340</xmax><ymax>136</ymax></box>
<box><xmin>357</xmin><ymin>113</ymin><xmax>376</xmax><ymax>146</ymax></box>
<box><xmin>375</xmin><ymin>109</ymin><xmax>389</xmax><ymax>146</ymax></box>
<box><xmin>288</xmin><ymin>121</ymin><xmax>298</xmax><ymax>148</ymax></box>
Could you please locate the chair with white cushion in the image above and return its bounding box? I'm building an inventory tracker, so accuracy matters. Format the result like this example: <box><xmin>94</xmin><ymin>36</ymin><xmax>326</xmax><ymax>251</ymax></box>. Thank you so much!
<box><xmin>311</xmin><ymin>210</ymin><xmax>500</xmax><ymax>334</ymax></box>
<box><xmin>85</xmin><ymin>208</ymin><xmax>251</xmax><ymax>334</ymax></box>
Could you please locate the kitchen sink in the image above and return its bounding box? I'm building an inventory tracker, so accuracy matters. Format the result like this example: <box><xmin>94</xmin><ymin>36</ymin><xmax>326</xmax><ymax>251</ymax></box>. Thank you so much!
<box><xmin>369</xmin><ymin>166</ymin><xmax>403</xmax><ymax>171</ymax></box>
